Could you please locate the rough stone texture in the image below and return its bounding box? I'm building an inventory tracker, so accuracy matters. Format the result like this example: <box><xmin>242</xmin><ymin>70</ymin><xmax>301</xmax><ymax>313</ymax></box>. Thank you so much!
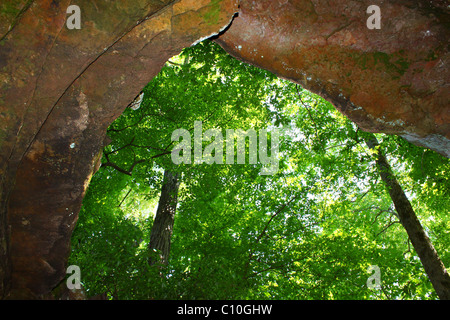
<box><xmin>0</xmin><ymin>0</ymin><xmax>448</xmax><ymax>299</ymax></box>
<box><xmin>216</xmin><ymin>0</ymin><xmax>450</xmax><ymax>157</ymax></box>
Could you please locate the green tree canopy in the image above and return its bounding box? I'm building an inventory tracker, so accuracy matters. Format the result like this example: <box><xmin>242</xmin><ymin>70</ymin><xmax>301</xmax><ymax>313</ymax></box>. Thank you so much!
<box><xmin>68</xmin><ymin>40</ymin><xmax>449</xmax><ymax>300</ymax></box>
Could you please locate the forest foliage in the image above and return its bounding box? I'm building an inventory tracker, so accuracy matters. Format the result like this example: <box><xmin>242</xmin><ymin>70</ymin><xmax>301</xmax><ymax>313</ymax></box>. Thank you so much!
<box><xmin>68</xmin><ymin>41</ymin><xmax>449</xmax><ymax>300</ymax></box>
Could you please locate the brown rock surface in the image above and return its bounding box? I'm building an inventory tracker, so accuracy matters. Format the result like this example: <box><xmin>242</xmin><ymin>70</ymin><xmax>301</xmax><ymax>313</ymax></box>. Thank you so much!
<box><xmin>215</xmin><ymin>0</ymin><xmax>449</xmax><ymax>156</ymax></box>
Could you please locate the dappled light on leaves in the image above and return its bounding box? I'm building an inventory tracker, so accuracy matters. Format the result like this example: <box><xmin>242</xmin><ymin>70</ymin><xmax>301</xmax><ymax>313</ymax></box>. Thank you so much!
<box><xmin>69</xmin><ymin>41</ymin><xmax>449</xmax><ymax>300</ymax></box>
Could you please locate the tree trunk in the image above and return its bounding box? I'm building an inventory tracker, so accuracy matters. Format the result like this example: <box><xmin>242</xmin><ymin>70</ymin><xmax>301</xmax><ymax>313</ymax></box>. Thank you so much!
<box><xmin>363</xmin><ymin>133</ymin><xmax>450</xmax><ymax>300</ymax></box>
<box><xmin>148</xmin><ymin>170</ymin><xmax>180</xmax><ymax>266</ymax></box>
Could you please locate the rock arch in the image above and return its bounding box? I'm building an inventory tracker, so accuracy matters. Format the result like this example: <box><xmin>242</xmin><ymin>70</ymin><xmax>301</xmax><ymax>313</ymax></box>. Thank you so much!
<box><xmin>0</xmin><ymin>0</ymin><xmax>448</xmax><ymax>298</ymax></box>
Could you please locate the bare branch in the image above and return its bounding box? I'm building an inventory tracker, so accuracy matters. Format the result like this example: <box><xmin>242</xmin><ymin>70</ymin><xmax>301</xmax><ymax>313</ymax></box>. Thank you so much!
<box><xmin>295</xmin><ymin>85</ymin><xmax>319</xmax><ymax>138</ymax></box>
<box><xmin>375</xmin><ymin>220</ymin><xmax>401</xmax><ymax>238</ymax></box>
<box><xmin>118</xmin><ymin>188</ymin><xmax>133</xmax><ymax>207</ymax></box>
<box><xmin>101</xmin><ymin>161</ymin><xmax>132</xmax><ymax>176</ymax></box>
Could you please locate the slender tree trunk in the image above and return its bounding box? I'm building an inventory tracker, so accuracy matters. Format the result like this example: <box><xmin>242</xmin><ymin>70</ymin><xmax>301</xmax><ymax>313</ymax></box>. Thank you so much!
<box><xmin>148</xmin><ymin>170</ymin><xmax>180</xmax><ymax>266</ymax></box>
<box><xmin>363</xmin><ymin>133</ymin><xmax>450</xmax><ymax>300</ymax></box>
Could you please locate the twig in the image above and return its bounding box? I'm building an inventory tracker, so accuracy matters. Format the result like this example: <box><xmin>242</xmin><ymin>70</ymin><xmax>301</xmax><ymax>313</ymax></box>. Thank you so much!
<box><xmin>118</xmin><ymin>188</ymin><xmax>132</xmax><ymax>207</ymax></box>
<box><xmin>295</xmin><ymin>85</ymin><xmax>319</xmax><ymax>138</ymax></box>
<box><xmin>375</xmin><ymin>220</ymin><xmax>401</xmax><ymax>238</ymax></box>
<box><xmin>245</xmin><ymin>194</ymin><xmax>298</xmax><ymax>276</ymax></box>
